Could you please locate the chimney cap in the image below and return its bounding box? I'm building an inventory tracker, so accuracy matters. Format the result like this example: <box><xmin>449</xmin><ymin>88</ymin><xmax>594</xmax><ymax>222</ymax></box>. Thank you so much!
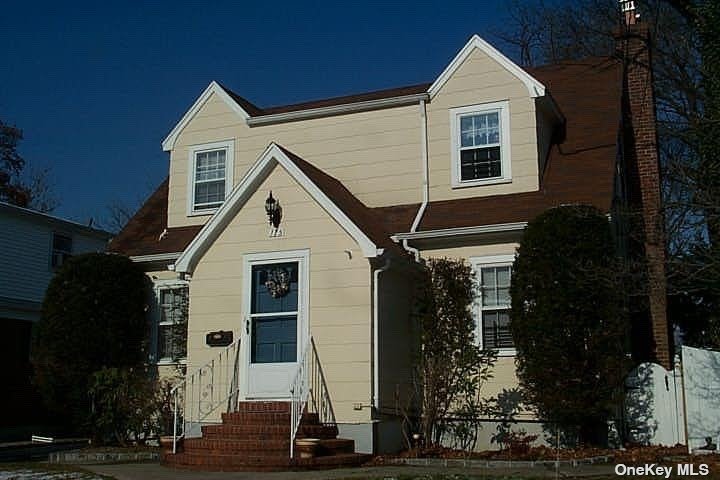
<box><xmin>619</xmin><ymin>0</ymin><xmax>640</xmax><ymax>25</ymax></box>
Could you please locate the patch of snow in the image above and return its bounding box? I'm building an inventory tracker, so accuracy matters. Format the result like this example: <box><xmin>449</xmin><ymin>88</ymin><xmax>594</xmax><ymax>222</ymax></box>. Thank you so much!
<box><xmin>0</xmin><ymin>469</ymin><xmax>105</xmax><ymax>480</ymax></box>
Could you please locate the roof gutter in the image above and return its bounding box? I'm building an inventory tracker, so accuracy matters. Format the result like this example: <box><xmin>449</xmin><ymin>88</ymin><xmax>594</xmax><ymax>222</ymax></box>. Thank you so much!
<box><xmin>247</xmin><ymin>93</ymin><xmax>429</xmax><ymax>126</ymax></box>
<box><xmin>129</xmin><ymin>252</ymin><xmax>182</xmax><ymax>263</ymax></box>
<box><xmin>402</xmin><ymin>99</ymin><xmax>429</xmax><ymax>262</ymax></box>
<box><xmin>393</xmin><ymin>222</ymin><xmax>528</xmax><ymax>242</ymax></box>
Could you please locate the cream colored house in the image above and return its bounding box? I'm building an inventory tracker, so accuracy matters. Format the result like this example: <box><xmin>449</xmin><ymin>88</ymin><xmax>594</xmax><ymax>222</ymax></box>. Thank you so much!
<box><xmin>110</xmin><ymin>27</ymin><xmax>663</xmax><ymax>466</ymax></box>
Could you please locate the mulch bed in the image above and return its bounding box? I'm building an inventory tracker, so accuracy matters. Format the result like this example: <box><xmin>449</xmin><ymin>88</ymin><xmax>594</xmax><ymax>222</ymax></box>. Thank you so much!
<box><xmin>370</xmin><ymin>445</ymin><xmax>719</xmax><ymax>466</ymax></box>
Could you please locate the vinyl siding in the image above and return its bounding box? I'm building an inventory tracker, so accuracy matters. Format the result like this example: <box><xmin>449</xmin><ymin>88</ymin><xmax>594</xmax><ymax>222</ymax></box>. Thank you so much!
<box><xmin>426</xmin><ymin>47</ymin><xmax>540</xmax><ymax>201</ymax></box>
<box><xmin>187</xmin><ymin>165</ymin><xmax>373</xmax><ymax>423</ymax></box>
<box><xmin>165</xmin><ymin>44</ymin><xmax>550</xmax><ymax>228</ymax></box>
<box><xmin>168</xmin><ymin>98</ymin><xmax>424</xmax><ymax>228</ymax></box>
<box><xmin>0</xmin><ymin>212</ymin><xmax>108</xmax><ymax>307</ymax></box>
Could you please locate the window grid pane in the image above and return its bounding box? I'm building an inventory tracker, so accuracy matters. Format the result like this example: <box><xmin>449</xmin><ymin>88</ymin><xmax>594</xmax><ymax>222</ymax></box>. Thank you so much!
<box><xmin>482</xmin><ymin>311</ymin><xmax>513</xmax><ymax>349</ymax></box>
<box><xmin>460</xmin><ymin>146</ymin><xmax>502</xmax><ymax>181</ymax></box>
<box><xmin>51</xmin><ymin>234</ymin><xmax>73</xmax><ymax>268</ymax></box>
<box><xmin>460</xmin><ymin>112</ymin><xmax>500</xmax><ymax>148</ymax></box>
<box><xmin>194</xmin><ymin>149</ymin><xmax>226</xmax><ymax>210</ymax></box>
<box><xmin>157</xmin><ymin>286</ymin><xmax>188</xmax><ymax>360</ymax></box>
<box><xmin>458</xmin><ymin>110</ymin><xmax>503</xmax><ymax>182</ymax></box>
<box><xmin>195</xmin><ymin>150</ymin><xmax>226</xmax><ymax>182</ymax></box>
<box><xmin>194</xmin><ymin>181</ymin><xmax>225</xmax><ymax>208</ymax></box>
<box><xmin>479</xmin><ymin>265</ymin><xmax>513</xmax><ymax>349</ymax></box>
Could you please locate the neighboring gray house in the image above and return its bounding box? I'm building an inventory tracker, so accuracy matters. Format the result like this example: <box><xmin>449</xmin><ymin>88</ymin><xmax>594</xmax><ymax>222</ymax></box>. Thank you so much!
<box><xmin>0</xmin><ymin>202</ymin><xmax>112</xmax><ymax>433</ymax></box>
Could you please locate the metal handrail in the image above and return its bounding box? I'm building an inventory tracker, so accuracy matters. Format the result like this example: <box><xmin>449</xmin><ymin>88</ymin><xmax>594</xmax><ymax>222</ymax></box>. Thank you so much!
<box><xmin>288</xmin><ymin>336</ymin><xmax>336</xmax><ymax>458</ymax></box>
<box><xmin>308</xmin><ymin>337</ymin><xmax>337</xmax><ymax>426</ymax></box>
<box><xmin>171</xmin><ymin>338</ymin><xmax>241</xmax><ymax>454</ymax></box>
<box><xmin>289</xmin><ymin>339</ymin><xmax>310</xmax><ymax>459</ymax></box>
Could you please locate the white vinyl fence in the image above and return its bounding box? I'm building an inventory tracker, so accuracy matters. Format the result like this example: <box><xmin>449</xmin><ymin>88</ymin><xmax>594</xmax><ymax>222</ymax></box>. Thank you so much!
<box><xmin>624</xmin><ymin>345</ymin><xmax>720</xmax><ymax>452</ymax></box>
<box><xmin>681</xmin><ymin>346</ymin><xmax>720</xmax><ymax>450</ymax></box>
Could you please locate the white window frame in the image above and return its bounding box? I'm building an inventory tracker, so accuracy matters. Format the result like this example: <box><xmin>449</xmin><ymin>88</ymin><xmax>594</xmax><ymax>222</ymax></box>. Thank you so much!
<box><xmin>50</xmin><ymin>232</ymin><xmax>73</xmax><ymax>269</ymax></box>
<box><xmin>450</xmin><ymin>101</ymin><xmax>512</xmax><ymax>188</ymax></box>
<box><xmin>153</xmin><ymin>279</ymin><xmax>189</xmax><ymax>366</ymax></box>
<box><xmin>470</xmin><ymin>254</ymin><xmax>516</xmax><ymax>356</ymax></box>
<box><xmin>187</xmin><ymin>139</ymin><xmax>235</xmax><ymax>216</ymax></box>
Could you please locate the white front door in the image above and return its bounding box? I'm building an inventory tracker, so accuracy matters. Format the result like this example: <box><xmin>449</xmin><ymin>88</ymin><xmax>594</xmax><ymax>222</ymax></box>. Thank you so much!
<box><xmin>243</xmin><ymin>250</ymin><xmax>308</xmax><ymax>399</ymax></box>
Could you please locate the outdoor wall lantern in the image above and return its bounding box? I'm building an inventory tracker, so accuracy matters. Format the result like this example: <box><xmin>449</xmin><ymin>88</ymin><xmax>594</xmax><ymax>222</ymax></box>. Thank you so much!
<box><xmin>264</xmin><ymin>191</ymin><xmax>283</xmax><ymax>237</ymax></box>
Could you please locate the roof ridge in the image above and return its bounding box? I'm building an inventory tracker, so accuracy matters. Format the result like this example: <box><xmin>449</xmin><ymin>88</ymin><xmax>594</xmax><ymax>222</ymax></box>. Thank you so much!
<box><xmin>260</xmin><ymin>82</ymin><xmax>432</xmax><ymax>114</ymax></box>
<box><xmin>218</xmin><ymin>55</ymin><xmax>616</xmax><ymax>119</ymax></box>
<box><xmin>216</xmin><ymin>82</ymin><xmax>263</xmax><ymax>116</ymax></box>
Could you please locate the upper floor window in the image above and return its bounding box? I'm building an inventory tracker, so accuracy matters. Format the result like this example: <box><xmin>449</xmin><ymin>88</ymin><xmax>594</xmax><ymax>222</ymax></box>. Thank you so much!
<box><xmin>51</xmin><ymin>233</ymin><xmax>72</xmax><ymax>269</ymax></box>
<box><xmin>472</xmin><ymin>254</ymin><xmax>515</xmax><ymax>355</ymax></box>
<box><xmin>450</xmin><ymin>101</ymin><xmax>511</xmax><ymax>188</ymax></box>
<box><xmin>188</xmin><ymin>140</ymin><xmax>234</xmax><ymax>215</ymax></box>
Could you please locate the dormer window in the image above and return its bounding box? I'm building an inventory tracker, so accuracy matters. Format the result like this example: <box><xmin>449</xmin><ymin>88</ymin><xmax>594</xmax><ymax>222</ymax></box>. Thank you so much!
<box><xmin>450</xmin><ymin>101</ymin><xmax>511</xmax><ymax>188</ymax></box>
<box><xmin>188</xmin><ymin>140</ymin><xmax>235</xmax><ymax>215</ymax></box>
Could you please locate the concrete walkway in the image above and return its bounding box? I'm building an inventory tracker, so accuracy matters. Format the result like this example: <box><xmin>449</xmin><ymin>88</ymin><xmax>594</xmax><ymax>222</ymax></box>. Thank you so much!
<box><xmin>85</xmin><ymin>462</ymin><xmax>618</xmax><ymax>479</ymax></box>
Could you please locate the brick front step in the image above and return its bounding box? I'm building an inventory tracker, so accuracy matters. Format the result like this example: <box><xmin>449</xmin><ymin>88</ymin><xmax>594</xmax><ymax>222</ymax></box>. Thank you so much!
<box><xmin>221</xmin><ymin>411</ymin><xmax>319</xmax><ymax>425</ymax></box>
<box><xmin>313</xmin><ymin>438</ymin><xmax>355</xmax><ymax>455</ymax></box>
<box><xmin>233</xmin><ymin>401</ymin><xmax>290</xmax><ymax>413</ymax></box>
<box><xmin>163</xmin><ymin>401</ymin><xmax>360</xmax><ymax>471</ymax></box>
<box><xmin>182</xmin><ymin>437</ymin><xmax>354</xmax><ymax>455</ymax></box>
<box><xmin>202</xmin><ymin>424</ymin><xmax>338</xmax><ymax>440</ymax></box>
<box><xmin>183</xmin><ymin>437</ymin><xmax>290</xmax><ymax>452</ymax></box>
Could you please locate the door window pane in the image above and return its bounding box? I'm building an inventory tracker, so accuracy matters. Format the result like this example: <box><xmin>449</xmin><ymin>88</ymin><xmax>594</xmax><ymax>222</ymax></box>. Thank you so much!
<box><xmin>251</xmin><ymin>262</ymin><xmax>299</xmax><ymax>313</ymax></box>
<box><xmin>251</xmin><ymin>315</ymin><xmax>297</xmax><ymax>363</ymax></box>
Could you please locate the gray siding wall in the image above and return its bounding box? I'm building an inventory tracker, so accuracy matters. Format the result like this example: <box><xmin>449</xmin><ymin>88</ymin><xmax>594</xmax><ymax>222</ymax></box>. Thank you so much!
<box><xmin>0</xmin><ymin>213</ymin><xmax>109</xmax><ymax>304</ymax></box>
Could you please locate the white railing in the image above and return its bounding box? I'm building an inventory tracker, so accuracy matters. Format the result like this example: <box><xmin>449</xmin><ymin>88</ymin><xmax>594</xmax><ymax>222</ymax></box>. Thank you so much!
<box><xmin>289</xmin><ymin>336</ymin><xmax>336</xmax><ymax>458</ymax></box>
<box><xmin>171</xmin><ymin>339</ymin><xmax>241</xmax><ymax>453</ymax></box>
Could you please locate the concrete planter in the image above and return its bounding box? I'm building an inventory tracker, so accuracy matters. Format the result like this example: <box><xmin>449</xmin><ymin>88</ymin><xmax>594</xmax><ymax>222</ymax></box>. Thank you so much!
<box><xmin>295</xmin><ymin>438</ymin><xmax>320</xmax><ymax>459</ymax></box>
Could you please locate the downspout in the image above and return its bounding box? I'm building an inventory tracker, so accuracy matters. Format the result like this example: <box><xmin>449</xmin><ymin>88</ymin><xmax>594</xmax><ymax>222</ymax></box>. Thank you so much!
<box><xmin>372</xmin><ymin>257</ymin><xmax>391</xmax><ymax>410</ymax></box>
<box><xmin>402</xmin><ymin>99</ymin><xmax>429</xmax><ymax>262</ymax></box>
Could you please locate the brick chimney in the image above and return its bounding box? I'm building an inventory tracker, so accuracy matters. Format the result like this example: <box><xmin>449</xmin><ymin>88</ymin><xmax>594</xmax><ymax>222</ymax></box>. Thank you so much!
<box><xmin>615</xmin><ymin>2</ymin><xmax>671</xmax><ymax>369</ymax></box>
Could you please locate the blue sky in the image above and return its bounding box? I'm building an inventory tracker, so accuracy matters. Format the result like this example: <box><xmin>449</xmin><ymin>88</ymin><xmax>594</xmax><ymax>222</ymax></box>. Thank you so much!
<box><xmin>1</xmin><ymin>0</ymin><xmax>516</xmax><ymax>225</ymax></box>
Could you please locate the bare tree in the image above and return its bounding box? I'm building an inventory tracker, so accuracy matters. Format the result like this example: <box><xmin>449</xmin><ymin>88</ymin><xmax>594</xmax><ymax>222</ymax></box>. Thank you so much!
<box><xmin>103</xmin><ymin>200</ymin><xmax>138</xmax><ymax>234</ymax></box>
<box><xmin>496</xmin><ymin>0</ymin><xmax>720</xmax><ymax>346</ymax></box>
<box><xmin>24</xmin><ymin>167</ymin><xmax>59</xmax><ymax>213</ymax></box>
<box><xmin>1</xmin><ymin>119</ymin><xmax>60</xmax><ymax>213</ymax></box>
<box><xmin>1</xmin><ymin>119</ymin><xmax>30</xmax><ymax>207</ymax></box>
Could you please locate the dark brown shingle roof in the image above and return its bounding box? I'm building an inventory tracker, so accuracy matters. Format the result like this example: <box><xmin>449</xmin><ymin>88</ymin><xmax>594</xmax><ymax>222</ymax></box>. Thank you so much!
<box><xmin>216</xmin><ymin>83</ymin><xmax>431</xmax><ymax>117</ymax></box>
<box><xmin>108</xmin><ymin>179</ymin><xmax>201</xmax><ymax>257</ymax></box>
<box><xmin>261</xmin><ymin>84</ymin><xmax>431</xmax><ymax>115</ymax></box>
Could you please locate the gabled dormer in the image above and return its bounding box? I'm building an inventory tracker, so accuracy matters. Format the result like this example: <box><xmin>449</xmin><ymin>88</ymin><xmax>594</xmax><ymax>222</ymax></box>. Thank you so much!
<box><xmin>159</xmin><ymin>35</ymin><xmax>563</xmax><ymax>230</ymax></box>
<box><xmin>424</xmin><ymin>35</ymin><xmax>562</xmax><ymax>201</ymax></box>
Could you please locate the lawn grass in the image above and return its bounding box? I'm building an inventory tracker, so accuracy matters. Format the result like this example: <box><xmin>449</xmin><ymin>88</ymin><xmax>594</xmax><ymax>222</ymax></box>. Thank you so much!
<box><xmin>0</xmin><ymin>461</ymin><xmax>115</xmax><ymax>479</ymax></box>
